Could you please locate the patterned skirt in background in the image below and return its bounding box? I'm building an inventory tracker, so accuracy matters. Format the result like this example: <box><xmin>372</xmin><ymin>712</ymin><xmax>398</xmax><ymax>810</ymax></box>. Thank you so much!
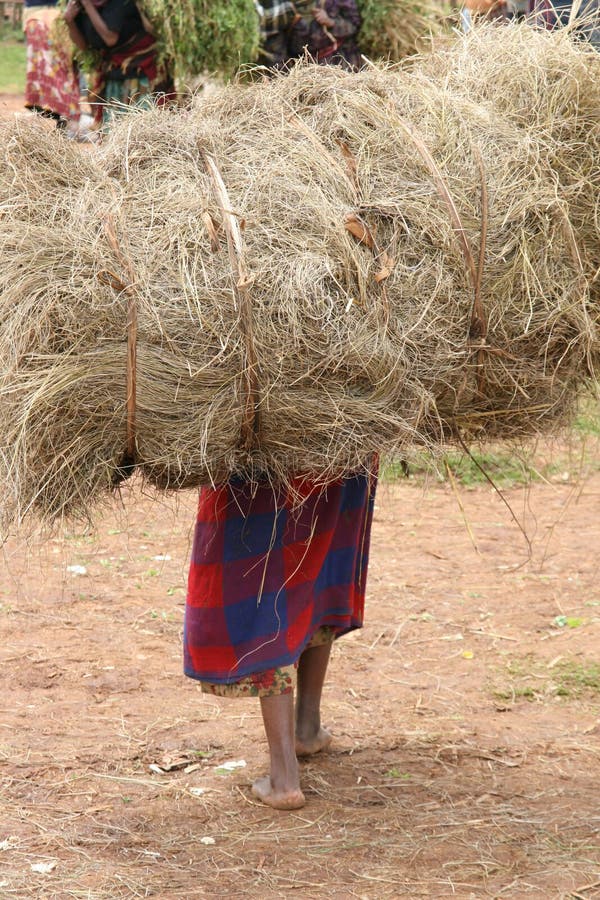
<box><xmin>88</xmin><ymin>33</ymin><xmax>175</xmax><ymax>129</ymax></box>
<box><xmin>97</xmin><ymin>76</ymin><xmax>154</xmax><ymax>127</ymax></box>
<box><xmin>24</xmin><ymin>8</ymin><xmax>80</xmax><ymax>122</ymax></box>
<box><xmin>185</xmin><ymin>469</ymin><xmax>377</xmax><ymax>698</ymax></box>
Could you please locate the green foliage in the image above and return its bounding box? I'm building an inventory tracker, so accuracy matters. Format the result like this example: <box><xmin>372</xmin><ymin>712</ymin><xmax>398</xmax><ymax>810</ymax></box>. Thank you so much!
<box><xmin>0</xmin><ymin>40</ymin><xmax>26</xmax><ymax>93</ymax></box>
<box><xmin>574</xmin><ymin>399</ymin><xmax>600</xmax><ymax>436</ymax></box>
<box><xmin>0</xmin><ymin>22</ymin><xmax>24</xmax><ymax>42</ymax></box>
<box><xmin>442</xmin><ymin>451</ymin><xmax>543</xmax><ymax>487</ymax></box>
<box><xmin>138</xmin><ymin>0</ymin><xmax>450</xmax><ymax>78</ymax></box>
<box><xmin>74</xmin><ymin>47</ymin><xmax>103</xmax><ymax>75</ymax></box>
<box><xmin>383</xmin><ymin>400</ymin><xmax>600</xmax><ymax>487</ymax></box>
<box><xmin>553</xmin><ymin>660</ymin><xmax>600</xmax><ymax>696</ymax></box>
<box><xmin>554</xmin><ymin>615</ymin><xmax>585</xmax><ymax>629</ymax></box>
<box><xmin>383</xmin><ymin>449</ymin><xmax>560</xmax><ymax>488</ymax></box>
<box><xmin>141</xmin><ymin>0</ymin><xmax>259</xmax><ymax>80</ymax></box>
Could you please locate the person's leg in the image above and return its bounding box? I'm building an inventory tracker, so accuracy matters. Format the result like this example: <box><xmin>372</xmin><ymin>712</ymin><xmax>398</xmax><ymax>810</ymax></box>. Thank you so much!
<box><xmin>295</xmin><ymin>641</ymin><xmax>333</xmax><ymax>756</ymax></box>
<box><xmin>252</xmin><ymin>691</ymin><xmax>305</xmax><ymax>810</ymax></box>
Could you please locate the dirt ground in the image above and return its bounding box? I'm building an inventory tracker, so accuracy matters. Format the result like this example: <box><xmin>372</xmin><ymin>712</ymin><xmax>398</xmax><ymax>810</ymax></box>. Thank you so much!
<box><xmin>0</xmin><ymin>93</ymin><xmax>27</xmax><ymax>118</ymax></box>
<box><xmin>1</xmin><ymin>464</ymin><xmax>599</xmax><ymax>899</ymax></box>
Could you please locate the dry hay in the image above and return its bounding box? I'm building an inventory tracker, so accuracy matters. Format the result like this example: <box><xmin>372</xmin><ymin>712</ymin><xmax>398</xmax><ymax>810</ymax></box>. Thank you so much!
<box><xmin>0</xmin><ymin>26</ymin><xmax>598</xmax><ymax>531</ymax></box>
<box><xmin>413</xmin><ymin>22</ymin><xmax>600</xmax><ymax>330</ymax></box>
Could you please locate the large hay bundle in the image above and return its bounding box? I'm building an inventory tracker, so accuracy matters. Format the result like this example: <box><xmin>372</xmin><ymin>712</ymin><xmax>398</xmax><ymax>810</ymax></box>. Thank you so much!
<box><xmin>0</xmin><ymin>26</ymin><xmax>598</xmax><ymax>531</ymax></box>
<box><xmin>139</xmin><ymin>0</ymin><xmax>449</xmax><ymax>80</ymax></box>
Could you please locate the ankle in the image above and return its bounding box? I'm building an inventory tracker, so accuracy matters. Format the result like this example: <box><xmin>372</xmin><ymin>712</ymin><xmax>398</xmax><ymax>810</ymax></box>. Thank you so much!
<box><xmin>295</xmin><ymin>706</ymin><xmax>321</xmax><ymax>740</ymax></box>
<box><xmin>269</xmin><ymin>753</ymin><xmax>299</xmax><ymax>791</ymax></box>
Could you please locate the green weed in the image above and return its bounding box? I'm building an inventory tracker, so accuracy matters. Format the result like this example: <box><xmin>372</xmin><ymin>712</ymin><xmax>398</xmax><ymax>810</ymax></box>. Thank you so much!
<box><xmin>553</xmin><ymin>660</ymin><xmax>600</xmax><ymax>697</ymax></box>
<box><xmin>493</xmin><ymin>656</ymin><xmax>600</xmax><ymax>703</ymax></box>
<box><xmin>383</xmin><ymin>406</ymin><xmax>600</xmax><ymax>487</ymax></box>
<box><xmin>385</xmin><ymin>768</ymin><xmax>411</xmax><ymax>779</ymax></box>
<box><xmin>574</xmin><ymin>408</ymin><xmax>600</xmax><ymax>437</ymax></box>
<box><xmin>383</xmin><ymin>449</ymin><xmax>559</xmax><ymax>488</ymax></box>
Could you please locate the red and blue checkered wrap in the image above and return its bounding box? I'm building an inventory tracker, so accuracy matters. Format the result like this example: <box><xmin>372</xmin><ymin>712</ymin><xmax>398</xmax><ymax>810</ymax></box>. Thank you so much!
<box><xmin>184</xmin><ymin>470</ymin><xmax>377</xmax><ymax>684</ymax></box>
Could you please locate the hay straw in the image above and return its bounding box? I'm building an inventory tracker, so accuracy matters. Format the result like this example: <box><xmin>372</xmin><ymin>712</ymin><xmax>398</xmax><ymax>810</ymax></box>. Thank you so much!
<box><xmin>413</xmin><ymin>22</ymin><xmax>600</xmax><ymax>332</ymax></box>
<box><xmin>0</xmin><ymin>25</ymin><xmax>598</xmax><ymax>531</ymax></box>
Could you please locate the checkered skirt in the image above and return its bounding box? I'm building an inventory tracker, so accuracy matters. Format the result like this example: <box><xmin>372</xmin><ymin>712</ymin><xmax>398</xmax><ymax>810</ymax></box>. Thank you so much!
<box><xmin>184</xmin><ymin>470</ymin><xmax>377</xmax><ymax>684</ymax></box>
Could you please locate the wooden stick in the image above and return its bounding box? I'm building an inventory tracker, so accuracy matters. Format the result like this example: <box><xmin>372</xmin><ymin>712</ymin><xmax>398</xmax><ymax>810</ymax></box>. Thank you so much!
<box><xmin>471</xmin><ymin>143</ymin><xmax>489</xmax><ymax>396</ymax></box>
<box><xmin>201</xmin><ymin>151</ymin><xmax>260</xmax><ymax>450</ymax></box>
<box><xmin>103</xmin><ymin>214</ymin><xmax>138</xmax><ymax>463</ymax></box>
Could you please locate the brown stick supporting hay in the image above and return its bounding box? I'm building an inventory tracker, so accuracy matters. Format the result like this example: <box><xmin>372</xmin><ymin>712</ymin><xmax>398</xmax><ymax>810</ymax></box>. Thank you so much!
<box><xmin>102</xmin><ymin>214</ymin><xmax>139</xmax><ymax>466</ymax></box>
<box><xmin>200</xmin><ymin>150</ymin><xmax>260</xmax><ymax>451</ymax></box>
<box><xmin>0</xmin><ymin>24</ymin><xmax>598</xmax><ymax>532</ymax></box>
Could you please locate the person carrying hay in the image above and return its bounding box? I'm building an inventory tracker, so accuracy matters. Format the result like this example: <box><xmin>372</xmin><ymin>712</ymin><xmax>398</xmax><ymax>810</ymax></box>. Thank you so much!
<box><xmin>185</xmin><ymin>466</ymin><xmax>377</xmax><ymax>809</ymax></box>
<box><xmin>256</xmin><ymin>0</ymin><xmax>362</xmax><ymax>70</ymax></box>
<box><xmin>63</xmin><ymin>0</ymin><xmax>174</xmax><ymax>128</ymax></box>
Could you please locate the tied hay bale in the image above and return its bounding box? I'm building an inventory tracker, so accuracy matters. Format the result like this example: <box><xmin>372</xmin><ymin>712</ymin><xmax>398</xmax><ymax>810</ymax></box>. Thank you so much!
<box><xmin>0</xmin><ymin>120</ymin><xmax>134</xmax><ymax>525</ymax></box>
<box><xmin>0</xmin><ymin>28</ymin><xmax>598</xmax><ymax>531</ymax></box>
<box><xmin>413</xmin><ymin>22</ymin><xmax>600</xmax><ymax>336</ymax></box>
<box><xmin>359</xmin><ymin>0</ymin><xmax>451</xmax><ymax>62</ymax></box>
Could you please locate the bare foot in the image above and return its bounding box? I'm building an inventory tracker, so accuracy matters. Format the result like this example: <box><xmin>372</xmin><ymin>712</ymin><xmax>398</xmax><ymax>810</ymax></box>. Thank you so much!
<box><xmin>295</xmin><ymin>726</ymin><xmax>332</xmax><ymax>757</ymax></box>
<box><xmin>251</xmin><ymin>775</ymin><xmax>306</xmax><ymax>810</ymax></box>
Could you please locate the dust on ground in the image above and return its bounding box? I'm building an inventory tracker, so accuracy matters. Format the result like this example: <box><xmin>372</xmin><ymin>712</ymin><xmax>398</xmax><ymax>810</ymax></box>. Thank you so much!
<box><xmin>1</xmin><ymin>466</ymin><xmax>599</xmax><ymax>899</ymax></box>
<box><xmin>0</xmin><ymin>94</ymin><xmax>27</xmax><ymax>118</ymax></box>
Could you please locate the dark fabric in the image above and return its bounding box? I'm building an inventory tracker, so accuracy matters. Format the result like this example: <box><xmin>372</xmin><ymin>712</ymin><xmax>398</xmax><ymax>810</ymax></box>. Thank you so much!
<box><xmin>255</xmin><ymin>0</ymin><xmax>296</xmax><ymax>39</ymax></box>
<box><xmin>258</xmin><ymin>0</ymin><xmax>362</xmax><ymax>70</ymax></box>
<box><xmin>184</xmin><ymin>469</ymin><xmax>377</xmax><ymax>684</ymax></box>
<box><xmin>87</xmin><ymin>31</ymin><xmax>175</xmax><ymax>124</ymax></box>
<box><xmin>529</xmin><ymin>0</ymin><xmax>600</xmax><ymax>47</ymax></box>
<box><xmin>75</xmin><ymin>0</ymin><xmax>143</xmax><ymax>50</ymax></box>
<box><xmin>259</xmin><ymin>29</ymin><xmax>291</xmax><ymax>67</ymax></box>
<box><xmin>25</xmin><ymin>0</ymin><xmax>58</xmax><ymax>6</ymax></box>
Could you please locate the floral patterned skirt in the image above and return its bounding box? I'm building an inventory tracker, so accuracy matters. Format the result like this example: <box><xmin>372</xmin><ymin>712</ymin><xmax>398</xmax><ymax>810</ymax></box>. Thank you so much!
<box><xmin>200</xmin><ymin>626</ymin><xmax>336</xmax><ymax>698</ymax></box>
<box><xmin>24</xmin><ymin>10</ymin><xmax>80</xmax><ymax>122</ymax></box>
